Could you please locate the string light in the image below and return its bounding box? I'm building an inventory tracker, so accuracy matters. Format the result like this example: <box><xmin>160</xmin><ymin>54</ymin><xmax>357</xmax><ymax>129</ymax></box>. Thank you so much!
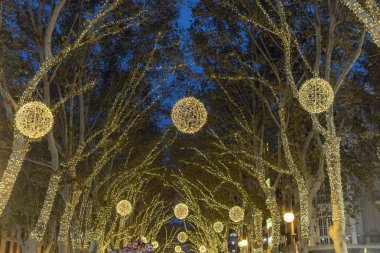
<box><xmin>229</xmin><ymin>206</ymin><xmax>245</xmax><ymax>223</ymax></box>
<box><xmin>177</xmin><ymin>232</ymin><xmax>188</xmax><ymax>243</ymax></box>
<box><xmin>15</xmin><ymin>101</ymin><xmax>54</xmax><ymax>139</ymax></box>
<box><xmin>141</xmin><ymin>236</ymin><xmax>148</xmax><ymax>243</ymax></box>
<box><xmin>199</xmin><ymin>245</ymin><xmax>207</xmax><ymax>253</ymax></box>
<box><xmin>174</xmin><ymin>203</ymin><xmax>189</xmax><ymax>219</ymax></box>
<box><xmin>213</xmin><ymin>221</ymin><xmax>224</xmax><ymax>233</ymax></box>
<box><xmin>298</xmin><ymin>78</ymin><xmax>334</xmax><ymax>114</ymax></box>
<box><xmin>175</xmin><ymin>245</ymin><xmax>182</xmax><ymax>253</ymax></box>
<box><xmin>116</xmin><ymin>200</ymin><xmax>132</xmax><ymax>216</ymax></box>
<box><xmin>171</xmin><ymin>97</ymin><xmax>208</xmax><ymax>134</ymax></box>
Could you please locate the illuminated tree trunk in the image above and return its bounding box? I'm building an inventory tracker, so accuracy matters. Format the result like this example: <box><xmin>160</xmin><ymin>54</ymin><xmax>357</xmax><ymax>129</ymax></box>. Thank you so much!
<box><xmin>340</xmin><ymin>0</ymin><xmax>380</xmax><ymax>47</ymax></box>
<box><xmin>26</xmin><ymin>171</ymin><xmax>61</xmax><ymax>251</ymax></box>
<box><xmin>253</xmin><ymin>210</ymin><xmax>264</xmax><ymax>253</ymax></box>
<box><xmin>0</xmin><ymin>135</ymin><xmax>29</xmax><ymax>217</ymax></box>
<box><xmin>58</xmin><ymin>190</ymin><xmax>82</xmax><ymax>253</ymax></box>
<box><xmin>325</xmin><ymin>136</ymin><xmax>348</xmax><ymax>253</ymax></box>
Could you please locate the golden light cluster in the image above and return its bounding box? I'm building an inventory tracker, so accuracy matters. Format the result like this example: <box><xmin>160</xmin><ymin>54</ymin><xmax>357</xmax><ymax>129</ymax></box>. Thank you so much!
<box><xmin>298</xmin><ymin>78</ymin><xmax>334</xmax><ymax>114</ymax></box>
<box><xmin>141</xmin><ymin>236</ymin><xmax>148</xmax><ymax>243</ymax></box>
<box><xmin>177</xmin><ymin>232</ymin><xmax>188</xmax><ymax>243</ymax></box>
<box><xmin>116</xmin><ymin>200</ymin><xmax>132</xmax><ymax>216</ymax></box>
<box><xmin>229</xmin><ymin>206</ymin><xmax>245</xmax><ymax>223</ymax></box>
<box><xmin>15</xmin><ymin>101</ymin><xmax>54</xmax><ymax>139</ymax></box>
<box><xmin>174</xmin><ymin>203</ymin><xmax>189</xmax><ymax>219</ymax></box>
<box><xmin>213</xmin><ymin>221</ymin><xmax>224</xmax><ymax>233</ymax></box>
<box><xmin>152</xmin><ymin>241</ymin><xmax>159</xmax><ymax>249</ymax></box>
<box><xmin>174</xmin><ymin>245</ymin><xmax>182</xmax><ymax>253</ymax></box>
<box><xmin>171</xmin><ymin>97</ymin><xmax>207</xmax><ymax>134</ymax></box>
<box><xmin>199</xmin><ymin>245</ymin><xmax>207</xmax><ymax>253</ymax></box>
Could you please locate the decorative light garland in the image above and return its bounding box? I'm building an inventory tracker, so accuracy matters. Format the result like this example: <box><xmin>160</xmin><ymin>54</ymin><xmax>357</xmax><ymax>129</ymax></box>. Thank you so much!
<box><xmin>174</xmin><ymin>203</ymin><xmax>189</xmax><ymax>219</ymax></box>
<box><xmin>171</xmin><ymin>97</ymin><xmax>208</xmax><ymax>134</ymax></box>
<box><xmin>298</xmin><ymin>78</ymin><xmax>334</xmax><ymax>114</ymax></box>
<box><xmin>116</xmin><ymin>200</ymin><xmax>132</xmax><ymax>216</ymax></box>
<box><xmin>15</xmin><ymin>101</ymin><xmax>54</xmax><ymax>139</ymax></box>
<box><xmin>213</xmin><ymin>221</ymin><xmax>224</xmax><ymax>233</ymax></box>
<box><xmin>177</xmin><ymin>232</ymin><xmax>188</xmax><ymax>243</ymax></box>
<box><xmin>152</xmin><ymin>241</ymin><xmax>159</xmax><ymax>249</ymax></box>
<box><xmin>140</xmin><ymin>236</ymin><xmax>148</xmax><ymax>243</ymax></box>
<box><xmin>229</xmin><ymin>206</ymin><xmax>245</xmax><ymax>223</ymax></box>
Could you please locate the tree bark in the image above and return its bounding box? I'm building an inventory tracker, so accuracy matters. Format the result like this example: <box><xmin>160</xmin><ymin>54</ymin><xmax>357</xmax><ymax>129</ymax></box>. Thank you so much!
<box><xmin>0</xmin><ymin>135</ymin><xmax>29</xmax><ymax>217</ymax></box>
<box><xmin>325</xmin><ymin>136</ymin><xmax>348</xmax><ymax>253</ymax></box>
<box><xmin>24</xmin><ymin>238</ymin><xmax>39</xmax><ymax>253</ymax></box>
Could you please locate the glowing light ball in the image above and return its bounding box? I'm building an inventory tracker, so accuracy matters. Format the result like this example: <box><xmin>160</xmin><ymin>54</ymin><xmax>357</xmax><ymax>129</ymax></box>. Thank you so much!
<box><xmin>199</xmin><ymin>245</ymin><xmax>207</xmax><ymax>253</ymax></box>
<box><xmin>141</xmin><ymin>236</ymin><xmax>148</xmax><ymax>243</ymax></box>
<box><xmin>283</xmin><ymin>212</ymin><xmax>295</xmax><ymax>223</ymax></box>
<box><xmin>15</xmin><ymin>101</ymin><xmax>53</xmax><ymax>139</ymax></box>
<box><xmin>238</xmin><ymin>239</ymin><xmax>248</xmax><ymax>247</ymax></box>
<box><xmin>152</xmin><ymin>241</ymin><xmax>159</xmax><ymax>249</ymax></box>
<box><xmin>298</xmin><ymin>78</ymin><xmax>334</xmax><ymax>114</ymax></box>
<box><xmin>171</xmin><ymin>97</ymin><xmax>207</xmax><ymax>134</ymax></box>
<box><xmin>229</xmin><ymin>206</ymin><xmax>244</xmax><ymax>223</ymax></box>
<box><xmin>174</xmin><ymin>203</ymin><xmax>189</xmax><ymax>219</ymax></box>
<box><xmin>213</xmin><ymin>221</ymin><xmax>224</xmax><ymax>233</ymax></box>
<box><xmin>177</xmin><ymin>232</ymin><xmax>188</xmax><ymax>243</ymax></box>
<box><xmin>116</xmin><ymin>200</ymin><xmax>132</xmax><ymax>216</ymax></box>
<box><xmin>174</xmin><ymin>246</ymin><xmax>182</xmax><ymax>253</ymax></box>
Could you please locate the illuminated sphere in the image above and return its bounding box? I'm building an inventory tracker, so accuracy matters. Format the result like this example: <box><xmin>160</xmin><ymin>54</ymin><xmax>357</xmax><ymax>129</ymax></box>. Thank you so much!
<box><xmin>229</xmin><ymin>206</ymin><xmax>245</xmax><ymax>223</ymax></box>
<box><xmin>152</xmin><ymin>241</ymin><xmax>159</xmax><ymax>249</ymax></box>
<box><xmin>283</xmin><ymin>212</ymin><xmax>295</xmax><ymax>223</ymax></box>
<box><xmin>174</xmin><ymin>246</ymin><xmax>182</xmax><ymax>253</ymax></box>
<box><xmin>15</xmin><ymin>101</ymin><xmax>54</xmax><ymax>139</ymax></box>
<box><xmin>171</xmin><ymin>97</ymin><xmax>207</xmax><ymax>134</ymax></box>
<box><xmin>238</xmin><ymin>239</ymin><xmax>248</xmax><ymax>247</ymax></box>
<box><xmin>116</xmin><ymin>200</ymin><xmax>132</xmax><ymax>216</ymax></box>
<box><xmin>177</xmin><ymin>232</ymin><xmax>188</xmax><ymax>243</ymax></box>
<box><xmin>174</xmin><ymin>203</ymin><xmax>189</xmax><ymax>219</ymax></box>
<box><xmin>199</xmin><ymin>245</ymin><xmax>207</xmax><ymax>253</ymax></box>
<box><xmin>298</xmin><ymin>78</ymin><xmax>334</xmax><ymax>114</ymax></box>
<box><xmin>141</xmin><ymin>236</ymin><xmax>148</xmax><ymax>243</ymax></box>
<box><xmin>213</xmin><ymin>221</ymin><xmax>224</xmax><ymax>233</ymax></box>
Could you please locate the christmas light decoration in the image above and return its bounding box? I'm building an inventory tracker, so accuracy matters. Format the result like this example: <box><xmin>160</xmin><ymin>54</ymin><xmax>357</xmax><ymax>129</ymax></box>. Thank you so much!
<box><xmin>229</xmin><ymin>206</ymin><xmax>244</xmax><ymax>223</ymax></box>
<box><xmin>174</xmin><ymin>203</ymin><xmax>189</xmax><ymax>219</ymax></box>
<box><xmin>152</xmin><ymin>241</ymin><xmax>159</xmax><ymax>249</ymax></box>
<box><xmin>171</xmin><ymin>97</ymin><xmax>207</xmax><ymax>134</ymax></box>
<box><xmin>175</xmin><ymin>245</ymin><xmax>182</xmax><ymax>253</ymax></box>
<box><xmin>298</xmin><ymin>78</ymin><xmax>334</xmax><ymax>114</ymax></box>
<box><xmin>212</xmin><ymin>221</ymin><xmax>224</xmax><ymax>233</ymax></box>
<box><xmin>116</xmin><ymin>200</ymin><xmax>132</xmax><ymax>216</ymax></box>
<box><xmin>199</xmin><ymin>245</ymin><xmax>207</xmax><ymax>253</ymax></box>
<box><xmin>15</xmin><ymin>101</ymin><xmax>54</xmax><ymax>139</ymax></box>
<box><xmin>177</xmin><ymin>232</ymin><xmax>188</xmax><ymax>243</ymax></box>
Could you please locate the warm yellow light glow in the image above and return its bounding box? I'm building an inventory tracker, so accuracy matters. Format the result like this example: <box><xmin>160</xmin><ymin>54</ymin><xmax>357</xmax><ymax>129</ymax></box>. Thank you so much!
<box><xmin>177</xmin><ymin>232</ymin><xmax>188</xmax><ymax>243</ymax></box>
<box><xmin>175</xmin><ymin>245</ymin><xmax>182</xmax><ymax>253</ymax></box>
<box><xmin>298</xmin><ymin>78</ymin><xmax>334</xmax><ymax>114</ymax></box>
<box><xmin>15</xmin><ymin>101</ymin><xmax>54</xmax><ymax>139</ymax></box>
<box><xmin>229</xmin><ymin>206</ymin><xmax>245</xmax><ymax>223</ymax></box>
<box><xmin>283</xmin><ymin>212</ymin><xmax>295</xmax><ymax>223</ymax></box>
<box><xmin>141</xmin><ymin>236</ymin><xmax>148</xmax><ymax>243</ymax></box>
<box><xmin>171</xmin><ymin>97</ymin><xmax>207</xmax><ymax>134</ymax></box>
<box><xmin>152</xmin><ymin>241</ymin><xmax>159</xmax><ymax>249</ymax></box>
<box><xmin>213</xmin><ymin>221</ymin><xmax>224</xmax><ymax>233</ymax></box>
<box><xmin>238</xmin><ymin>239</ymin><xmax>248</xmax><ymax>247</ymax></box>
<box><xmin>116</xmin><ymin>200</ymin><xmax>132</xmax><ymax>216</ymax></box>
<box><xmin>174</xmin><ymin>203</ymin><xmax>189</xmax><ymax>219</ymax></box>
<box><xmin>199</xmin><ymin>245</ymin><xmax>207</xmax><ymax>253</ymax></box>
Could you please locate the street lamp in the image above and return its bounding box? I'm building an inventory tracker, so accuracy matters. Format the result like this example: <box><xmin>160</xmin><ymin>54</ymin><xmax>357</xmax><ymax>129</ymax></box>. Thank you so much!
<box><xmin>238</xmin><ymin>239</ymin><xmax>248</xmax><ymax>253</ymax></box>
<box><xmin>283</xmin><ymin>212</ymin><xmax>298</xmax><ymax>253</ymax></box>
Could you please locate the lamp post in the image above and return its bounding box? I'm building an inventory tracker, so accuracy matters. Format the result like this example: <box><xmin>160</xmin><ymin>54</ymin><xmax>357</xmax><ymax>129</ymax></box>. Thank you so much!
<box><xmin>284</xmin><ymin>212</ymin><xmax>298</xmax><ymax>253</ymax></box>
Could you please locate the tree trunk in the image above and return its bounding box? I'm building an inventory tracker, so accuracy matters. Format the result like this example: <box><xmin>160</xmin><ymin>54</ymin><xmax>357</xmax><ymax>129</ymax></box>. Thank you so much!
<box><xmin>253</xmin><ymin>210</ymin><xmax>264</xmax><ymax>253</ymax></box>
<box><xmin>325</xmin><ymin>136</ymin><xmax>348</xmax><ymax>253</ymax></box>
<box><xmin>340</xmin><ymin>0</ymin><xmax>380</xmax><ymax>47</ymax></box>
<box><xmin>29</xmin><ymin>172</ymin><xmax>62</xmax><ymax>242</ymax></box>
<box><xmin>58</xmin><ymin>190</ymin><xmax>82</xmax><ymax>253</ymax></box>
<box><xmin>299</xmin><ymin>238</ymin><xmax>309</xmax><ymax>253</ymax></box>
<box><xmin>0</xmin><ymin>135</ymin><xmax>29</xmax><ymax>217</ymax></box>
<box><xmin>24</xmin><ymin>238</ymin><xmax>39</xmax><ymax>253</ymax></box>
